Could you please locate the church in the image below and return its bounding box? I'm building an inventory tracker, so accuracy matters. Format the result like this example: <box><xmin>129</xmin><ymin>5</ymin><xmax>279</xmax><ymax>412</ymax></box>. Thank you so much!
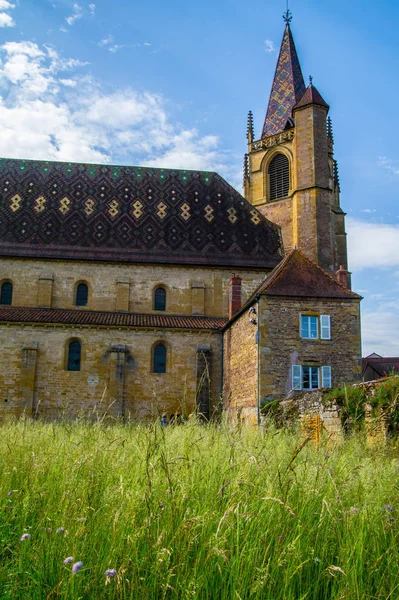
<box><xmin>0</xmin><ymin>15</ymin><xmax>362</xmax><ymax>423</ymax></box>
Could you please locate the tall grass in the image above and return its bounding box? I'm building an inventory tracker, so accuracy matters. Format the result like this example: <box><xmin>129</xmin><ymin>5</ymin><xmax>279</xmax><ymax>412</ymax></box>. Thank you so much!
<box><xmin>1</xmin><ymin>419</ymin><xmax>399</xmax><ymax>599</ymax></box>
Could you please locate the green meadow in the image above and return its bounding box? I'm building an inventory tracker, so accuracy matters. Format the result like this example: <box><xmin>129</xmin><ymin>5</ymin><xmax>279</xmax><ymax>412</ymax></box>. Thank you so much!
<box><xmin>1</xmin><ymin>419</ymin><xmax>399</xmax><ymax>599</ymax></box>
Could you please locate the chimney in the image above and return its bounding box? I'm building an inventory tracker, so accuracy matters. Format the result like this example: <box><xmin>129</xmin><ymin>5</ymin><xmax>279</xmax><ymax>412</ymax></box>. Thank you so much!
<box><xmin>229</xmin><ymin>274</ymin><xmax>242</xmax><ymax>319</ymax></box>
<box><xmin>335</xmin><ymin>265</ymin><xmax>351</xmax><ymax>290</ymax></box>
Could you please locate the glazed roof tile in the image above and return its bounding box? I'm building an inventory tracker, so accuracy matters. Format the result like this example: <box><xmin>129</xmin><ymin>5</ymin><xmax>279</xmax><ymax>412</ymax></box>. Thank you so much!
<box><xmin>0</xmin><ymin>306</ymin><xmax>227</xmax><ymax>330</ymax></box>
<box><xmin>262</xmin><ymin>24</ymin><xmax>306</xmax><ymax>138</ymax></box>
<box><xmin>0</xmin><ymin>158</ymin><xmax>284</xmax><ymax>269</ymax></box>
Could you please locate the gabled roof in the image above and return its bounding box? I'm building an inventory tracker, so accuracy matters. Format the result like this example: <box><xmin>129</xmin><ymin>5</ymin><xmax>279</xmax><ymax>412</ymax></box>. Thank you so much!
<box><xmin>362</xmin><ymin>357</ymin><xmax>399</xmax><ymax>378</ymax></box>
<box><xmin>0</xmin><ymin>306</ymin><xmax>227</xmax><ymax>330</ymax></box>
<box><xmin>0</xmin><ymin>158</ymin><xmax>284</xmax><ymax>269</ymax></box>
<box><xmin>222</xmin><ymin>249</ymin><xmax>361</xmax><ymax>332</ymax></box>
<box><xmin>261</xmin><ymin>23</ymin><xmax>306</xmax><ymax>138</ymax></box>
<box><xmin>256</xmin><ymin>249</ymin><xmax>361</xmax><ymax>299</ymax></box>
<box><xmin>293</xmin><ymin>83</ymin><xmax>329</xmax><ymax>111</ymax></box>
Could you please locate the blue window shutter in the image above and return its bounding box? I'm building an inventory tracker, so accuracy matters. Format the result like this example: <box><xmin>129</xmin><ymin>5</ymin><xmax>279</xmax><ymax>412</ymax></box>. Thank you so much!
<box><xmin>322</xmin><ymin>366</ymin><xmax>332</xmax><ymax>388</ymax></box>
<box><xmin>320</xmin><ymin>315</ymin><xmax>331</xmax><ymax>340</ymax></box>
<box><xmin>292</xmin><ymin>365</ymin><xmax>302</xmax><ymax>391</ymax></box>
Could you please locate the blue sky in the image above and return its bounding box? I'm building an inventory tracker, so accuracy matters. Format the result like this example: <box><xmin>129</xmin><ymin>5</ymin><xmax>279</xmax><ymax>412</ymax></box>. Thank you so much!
<box><xmin>0</xmin><ymin>0</ymin><xmax>398</xmax><ymax>356</ymax></box>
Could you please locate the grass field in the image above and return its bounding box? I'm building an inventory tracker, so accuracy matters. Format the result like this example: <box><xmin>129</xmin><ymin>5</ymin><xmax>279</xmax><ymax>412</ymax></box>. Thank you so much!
<box><xmin>1</xmin><ymin>419</ymin><xmax>399</xmax><ymax>599</ymax></box>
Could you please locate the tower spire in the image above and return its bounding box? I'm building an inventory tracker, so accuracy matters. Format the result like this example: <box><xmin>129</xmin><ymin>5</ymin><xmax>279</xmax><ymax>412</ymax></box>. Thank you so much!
<box><xmin>261</xmin><ymin>19</ymin><xmax>306</xmax><ymax>138</ymax></box>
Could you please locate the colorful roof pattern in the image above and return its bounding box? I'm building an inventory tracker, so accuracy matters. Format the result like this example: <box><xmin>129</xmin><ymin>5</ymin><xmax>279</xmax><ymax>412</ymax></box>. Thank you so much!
<box><xmin>0</xmin><ymin>306</ymin><xmax>227</xmax><ymax>330</ymax></box>
<box><xmin>293</xmin><ymin>84</ymin><xmax>329</xmax><ymax>111</ymax></box>
<box><xmin>0</xmin><ymin>158</ymin><xmax>284</xmax><ymax>268</ymax></box>
<box><xmin>262</xmin><ymin>24</ymin><xmax>306</xmax><ymax>138</ymax></box>
<box><xmin>257</xmin><ymin>250</ymin><xmax>361</xmax><ymax>299</ymax></box>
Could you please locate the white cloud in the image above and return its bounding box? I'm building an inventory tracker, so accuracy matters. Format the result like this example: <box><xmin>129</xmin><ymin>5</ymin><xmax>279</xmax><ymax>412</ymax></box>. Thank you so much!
<box><xmin>362</xmin><ymin>308</ymin><xmax>399</xmax><ymax>356</ymax></box>
<box><xmin>347</xmin><ymin>217</ymin><xmax>399</xmax><ymax>271</ymax></box>
<box><xmin>0</xmin><ymin>12</ymin><xmax>14</xmax><ymax>27</ymax></box>
<box><xmin>264</xmin><ymin>40</ymin><xmax>275</xmax><ymax>53</ymax></box>
<box><xmin>0</xmin><ymin>40</ymin><xmax>232</xmax><ymax>175</ymax></box>
<box><xmin>66</xmin><ymin>3</ymin><xmax>83</xmax><ymax>26</ymax></box>
<box><xmin>98</xmin><ymin>34</ymin><xmax>113</xmax><ymax>47</ymax></box>
<box><xmin>379</xmin><ymin>156</ymin><xmax>399</xmax><ymax>175</ymax></box>
<box><xmin>109</xmin><ymin>45</ymin><xmax>125</xmax><ymax>54</ymax></box>
<box><xmin>360</xmin><ymin>209</ymin><xmax>376</xmax><ymax>213</ymax></box>
<box><xmin>0</xmin><ymin>0</ymin><xmax>14</xmax><ymax>9</ymax></box>
<box><xmin>89</xmin><ymin>3</ymin><xmax>95</xmax><ymax>15</ymax></box>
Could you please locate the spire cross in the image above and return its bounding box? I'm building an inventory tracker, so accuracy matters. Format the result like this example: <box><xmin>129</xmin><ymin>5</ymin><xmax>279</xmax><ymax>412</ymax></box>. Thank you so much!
<box><xmin>309</xmin><ymin>75</ymin><xmax>313</xmax><ymax>85</ymax></box>
<box><xmin>283</xmin><ymin>8</ymin><xmax>292</xmax><ymax>24</ymax></box>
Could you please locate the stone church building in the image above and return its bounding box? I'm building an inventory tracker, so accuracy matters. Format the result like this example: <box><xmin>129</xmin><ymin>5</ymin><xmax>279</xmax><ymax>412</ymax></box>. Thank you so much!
<box><xmin>0</xmin><ymin>16</ymin><xmax>362</xmax><ymax>423</ymax></box>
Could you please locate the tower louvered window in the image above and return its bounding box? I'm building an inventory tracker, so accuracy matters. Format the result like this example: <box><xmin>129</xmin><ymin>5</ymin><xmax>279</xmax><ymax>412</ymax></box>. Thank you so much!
<box><xmin>268</xmin><ymin>154</ymin><xmax>290</xmax><ymax>201</ymax></box>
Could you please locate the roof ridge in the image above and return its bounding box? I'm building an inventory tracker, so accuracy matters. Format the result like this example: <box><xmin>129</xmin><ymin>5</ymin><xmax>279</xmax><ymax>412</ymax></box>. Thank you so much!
<box><xmin>0</xmin><ymin>156</ymin><xmax>216</xmax><ymax>176</ymax></box>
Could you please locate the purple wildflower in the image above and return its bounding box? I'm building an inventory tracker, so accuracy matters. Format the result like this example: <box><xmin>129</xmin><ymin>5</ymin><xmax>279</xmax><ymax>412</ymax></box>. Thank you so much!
<box><xmin>56</xmin><ymin>527</ymin><xmax>65</xmax><ymax>534</ymax></box>
<box><xmin>384</xmin><ymin>504</ymin><xmax>394</xmax><ymax>512</ymax></box>
<box><xmin>105</xmin><ymin>569</ymin><xmax>117</xmax><ymax>578</ymax></box>
<box><xmin>63</xmin><ymin>557</ymin><xmax>74</xmax><ymax>564</ymax></box>
<box><xmin>72</xmin><ymin>561</ymin><xmax>83</xmax><ymax>573</ymax></box>
<box><xmin>20</xmin><ymin>533</ymin><xmax>31</xmax><ymax>541</ymax></box>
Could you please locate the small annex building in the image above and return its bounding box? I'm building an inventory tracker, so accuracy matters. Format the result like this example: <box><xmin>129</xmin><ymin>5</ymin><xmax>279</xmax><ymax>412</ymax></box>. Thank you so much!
<box><xmin>0</xmin><ymin>15</ymin><xmax>362</xmax><ymax>423</ymax></box>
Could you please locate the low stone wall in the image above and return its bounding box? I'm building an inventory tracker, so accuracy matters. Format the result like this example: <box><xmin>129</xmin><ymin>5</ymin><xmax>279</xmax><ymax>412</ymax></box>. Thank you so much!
<box><xmin>268</xmin><ymin>377</ymin><xmax>399</xmax><ymax>443</ymax></box>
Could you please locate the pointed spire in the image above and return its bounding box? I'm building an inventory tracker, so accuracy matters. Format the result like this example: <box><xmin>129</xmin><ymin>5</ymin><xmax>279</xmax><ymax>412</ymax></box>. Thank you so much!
<box><xmin>262</xmin><ymin>20</ymin><xmax>306</xmax><ymax>138</ymax></box>
<box><xmin>247</xmin><ymin>110</ymin><xmax>254</xmax><ymax>143</ymax></box>
<box><xmin>327</xmin><ymin>116</ymin><xmax>334</xmax><ymax>145</ymax></box>
<box><xmin>293</xmin><ymin>81</ymin><xmax>329</xmax><ymax>111</ymax></box>
<box><xmin>333</xmin><ymin>159</ymin><xmax>340</xmax><ymax>192</ymax></box>
<box><xmin>243</xmin><ymin>153</ymin><xmax>250</xmax><ymax>187</ymax></box>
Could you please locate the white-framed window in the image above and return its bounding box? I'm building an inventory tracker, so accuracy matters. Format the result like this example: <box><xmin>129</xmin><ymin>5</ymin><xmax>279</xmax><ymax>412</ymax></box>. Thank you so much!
<box><xmin>300</xmin><ymin>314</ymin><xmax>331</xmax><ymax>340</ymax></box>
<box><xmin>292</xmin><ymin>365</ymin><xmax>332</xmax><ymax>391</ymax></box>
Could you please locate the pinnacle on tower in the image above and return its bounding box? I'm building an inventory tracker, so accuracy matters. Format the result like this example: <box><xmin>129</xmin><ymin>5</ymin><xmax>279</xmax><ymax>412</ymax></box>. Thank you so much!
<box><xmin>247</xmin><ymin>111</ymin><xmax>254</xmax><ymax>143</ymax></box>
<box><xmin>333</xmin><ymin>159</ymin><xmax>341</xmax><ymax>192</ymax></box>
<box><xmin>262</xmin><ymin>17</ymin><xmax>306</xmax><ymax>138</ymax></box>
<box><xmin>243</xmin><ymin>153</ymin><xmax>250</xmax><ymax>186</ymax></box>
<box><xmin>327</xmin><ymin>116</ymin><xmax>334</xmax><ymax>145</ymax></box>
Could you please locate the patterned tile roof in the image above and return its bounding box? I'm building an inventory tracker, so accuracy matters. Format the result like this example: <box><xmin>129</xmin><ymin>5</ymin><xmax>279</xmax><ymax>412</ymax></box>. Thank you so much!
<box><xmin>257</xmin><ymin>249</ymin><xmax>361</xmax><ymax>299</ymax></box>
<box><xmin>0</xmin><ymin>158</ymin><xmax>283</xmax><ymax>269</ymax></box>
<box><xmin>0</xmin><ymin>306</ymin><xmax>227</xmax><ymax>330</ymax></box>
<box><xmin>262</xmin><ymin>24</ymin><xmax>306</xmax><ymax>138</ymax></box>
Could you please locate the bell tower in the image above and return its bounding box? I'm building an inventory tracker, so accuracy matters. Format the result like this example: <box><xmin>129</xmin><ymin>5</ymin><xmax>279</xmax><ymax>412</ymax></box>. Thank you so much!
<box><xmin>244</xmin><ymin>11</ymin><xmax>348</xmax><ymax>273</ymax></box>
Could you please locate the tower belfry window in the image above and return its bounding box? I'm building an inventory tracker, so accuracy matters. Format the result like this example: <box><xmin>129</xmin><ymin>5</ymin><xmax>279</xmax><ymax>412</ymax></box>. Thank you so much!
<box><xmin>268</xmin><ymin>154</ymin><xmax>290</xmax><ymax>201</ymax></box>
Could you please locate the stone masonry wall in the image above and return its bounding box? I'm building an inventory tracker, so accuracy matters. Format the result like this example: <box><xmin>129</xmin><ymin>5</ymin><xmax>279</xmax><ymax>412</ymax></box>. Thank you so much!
<box><xmin>0</xmin><ymin>257</ymin><xmax>268</xmax><ymax>317</ymax></box>
<box><xmin>258</xmin><ymin>296</ymin><xmax>362</xmax><ymax>401</ymax></box>
<box><xmin>223</xmin><ymin>302</ymin><xmax>259</xmax><ymax>424</ymax></box>
<box><xmin>0</xmin><ymin>324</ymin><xmax>221</xmax><ymax>421</ymax></box>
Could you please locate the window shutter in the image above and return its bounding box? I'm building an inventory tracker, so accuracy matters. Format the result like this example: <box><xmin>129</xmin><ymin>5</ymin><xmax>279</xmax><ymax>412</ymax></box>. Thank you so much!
<box><xmin>320</xmin><ymin>315</ymin><xmax>331</xmax><ymax>340</ymax></box>
<box><xmin>321</xmin><ymin>366</ymin><xmax>332</xmax><ymax>389</ymax></box>
<box><xmin>292</xmin><ymin>365</ymin><xmax>302</xmax><ymax>391</ymax></box>
<box><xmin>268</xmin><ymin>154</ymin><xmax>289</xmax><ymax>201</ymax></box>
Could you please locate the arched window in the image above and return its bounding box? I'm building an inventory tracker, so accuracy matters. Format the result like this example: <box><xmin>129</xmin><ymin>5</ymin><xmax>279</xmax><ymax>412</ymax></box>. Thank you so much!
<box><xmin>67</xmin><ymin>340</ymin><xmax>82</xmax><ymax>371</ymax></box>
<box><xmin>0</xmin><ymin>282</ymin><xmax>13</xmax><ymax>305</ymax></box>
<box><xmin>154</xmin><ymin>287</ymin><xmax>166</xmax><ymax>311</ymax></box>
<box><xmin>153</xmin><ymin>343</ymin><xmax>167</xmax><ymax>374</ymax></box>
<box><xmin>75</xmin><ymin>283</ymin><xmax>88</xmax><ymax>307</ymax></box>
<box><xmin>268</xmin><ymin>153</ymin><xmax>290</xmax><ymax>201</ymax></box>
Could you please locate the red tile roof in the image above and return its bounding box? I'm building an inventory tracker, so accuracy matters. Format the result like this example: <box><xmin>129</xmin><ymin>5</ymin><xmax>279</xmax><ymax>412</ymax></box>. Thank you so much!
<box><xmin>256</xmin><ymin>249</ymin><xmax>361</xmax><ymax>299</ymax></box>
<box><xmin>293</xmin><ymin>84</ymin><xmax>329</xmax><ymax>110</ymax></box>
<box><xmin>0</xmin><ymin>307</ymin><xmax>227</xmax><ymax>330</ymax></box>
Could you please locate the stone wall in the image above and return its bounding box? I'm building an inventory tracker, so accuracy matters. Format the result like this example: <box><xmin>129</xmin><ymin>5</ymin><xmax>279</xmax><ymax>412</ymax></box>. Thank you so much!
<box><xmin>0</xmin><ymin>257</ymin><xmax>268</xmax><ymax>317</ymax></box>
<box><xmin>0</xmin><ymin>324</ymin><xmax>221</xmax><ymax>421</ymax></box>
<box><xmin>223</xmin><ymin>303</ymin><xmax>259</xmax><ymax>424</ymax></box>
<box><xmin>258</xmin><ymin>295</ymin><xmax>362</xmax><ymax>400</ymax></box>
